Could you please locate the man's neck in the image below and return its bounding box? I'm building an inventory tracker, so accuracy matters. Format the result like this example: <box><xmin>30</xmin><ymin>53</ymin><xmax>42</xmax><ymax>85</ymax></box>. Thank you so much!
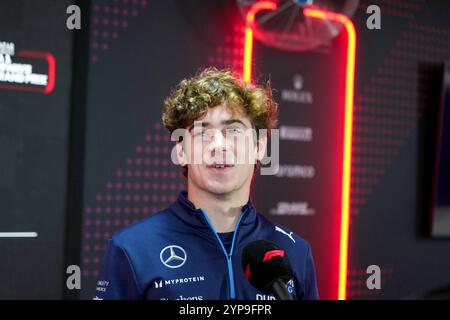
<box><xmin>187</xmin><ymin>185</ymin><xmax>249</xmax><ymax>233</ymax></box>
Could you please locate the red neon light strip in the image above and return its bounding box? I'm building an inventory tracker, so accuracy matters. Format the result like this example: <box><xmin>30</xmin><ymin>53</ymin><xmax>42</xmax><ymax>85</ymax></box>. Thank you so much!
<box><xmin>243</xmin><ymin>3</ymin><xmax>356</xmax><ymax>300</ymax></box>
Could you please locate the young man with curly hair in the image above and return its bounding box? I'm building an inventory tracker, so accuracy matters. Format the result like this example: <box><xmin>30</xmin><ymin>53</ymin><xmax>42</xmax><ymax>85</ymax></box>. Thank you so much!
<box><xmin>95</xmin><ymin>68</ymin><xmax>318</xmax><ymax>300</ymax></box>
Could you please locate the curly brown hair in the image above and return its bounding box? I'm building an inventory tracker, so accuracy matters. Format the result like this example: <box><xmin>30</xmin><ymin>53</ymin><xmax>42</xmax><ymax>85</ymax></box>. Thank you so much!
<box><xmin>162</xmin><ymin>67</ymin><xmax>278</xmax><ymax>177</ymax></box>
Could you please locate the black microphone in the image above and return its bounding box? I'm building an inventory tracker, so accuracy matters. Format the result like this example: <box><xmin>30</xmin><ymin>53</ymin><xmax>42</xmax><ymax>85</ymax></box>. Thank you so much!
<box><xmin>241</xmin><ymin>240</ymin><xmax>294</xmax><ymax>300</ymax></box>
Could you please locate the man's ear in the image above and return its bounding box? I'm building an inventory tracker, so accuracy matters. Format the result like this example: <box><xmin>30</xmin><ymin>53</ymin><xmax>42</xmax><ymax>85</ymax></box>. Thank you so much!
<box><xmin>256</xmin><ymin>134</ymin><xmax>268</xmax><ymax>162</ymax></box>
<box><xmin>175</xmin><ymin>142</ymin><xmax>187</xmax><ymax>166</ymax></box>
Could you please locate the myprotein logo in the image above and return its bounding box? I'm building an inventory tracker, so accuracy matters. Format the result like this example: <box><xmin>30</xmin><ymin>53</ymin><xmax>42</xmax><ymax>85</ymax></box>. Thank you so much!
<box><xmin>160</xmin><ymin>245</ymin><xmax>187</xmax><ymax>269</ymax></box>
<box><xmin>153</xmin><ymin>276</ymin><xmax>205</xmax><ymax>289</ymax></box>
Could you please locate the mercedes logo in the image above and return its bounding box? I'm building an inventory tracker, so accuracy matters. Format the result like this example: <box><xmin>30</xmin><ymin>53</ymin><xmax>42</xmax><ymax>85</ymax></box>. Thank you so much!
<box><xmin>160</xmin><ymin>245</ymin><xmax>187</xmax><ymax>269</ymax></box>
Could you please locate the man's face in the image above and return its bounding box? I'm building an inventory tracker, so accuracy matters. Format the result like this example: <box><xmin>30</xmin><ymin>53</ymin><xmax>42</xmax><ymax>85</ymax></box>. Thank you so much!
<box><xmin>178</xmin><ymin>104</ymin><xmax>266</xmax><ymax>196</ymax></box>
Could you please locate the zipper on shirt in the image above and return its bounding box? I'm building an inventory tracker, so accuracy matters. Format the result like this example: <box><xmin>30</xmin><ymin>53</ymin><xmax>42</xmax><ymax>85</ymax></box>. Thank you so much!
<box><xmin>200</xmin><ymin>207</ymin><xmax>248</xmax><ymax>300</ymax></box>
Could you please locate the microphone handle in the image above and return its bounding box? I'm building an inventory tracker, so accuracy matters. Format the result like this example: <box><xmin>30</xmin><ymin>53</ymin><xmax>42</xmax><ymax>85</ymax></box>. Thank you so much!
<box><xmin>271</xmin><ymin>279</ymin><xmax>294</xmax><ymax>300</ymax></box>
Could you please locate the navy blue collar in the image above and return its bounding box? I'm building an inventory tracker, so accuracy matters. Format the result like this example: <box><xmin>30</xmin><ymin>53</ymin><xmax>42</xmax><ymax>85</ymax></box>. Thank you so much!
<box><xmin>169</xmin><ymin>190</ymin><xmax>257</xmax><ymax>230</ymax></box>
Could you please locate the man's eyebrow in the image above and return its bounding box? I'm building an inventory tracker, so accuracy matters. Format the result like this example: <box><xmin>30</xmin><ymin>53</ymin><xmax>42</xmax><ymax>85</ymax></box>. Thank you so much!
<box><xmin>188</xmin><ymin>119</ymin><xmax>247</xmax><ymax>131</ymax></box>
<box><xmin>221</xmin><ymin>119</ymin><xmax>248</xmax><ymax>128</ymax></box>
